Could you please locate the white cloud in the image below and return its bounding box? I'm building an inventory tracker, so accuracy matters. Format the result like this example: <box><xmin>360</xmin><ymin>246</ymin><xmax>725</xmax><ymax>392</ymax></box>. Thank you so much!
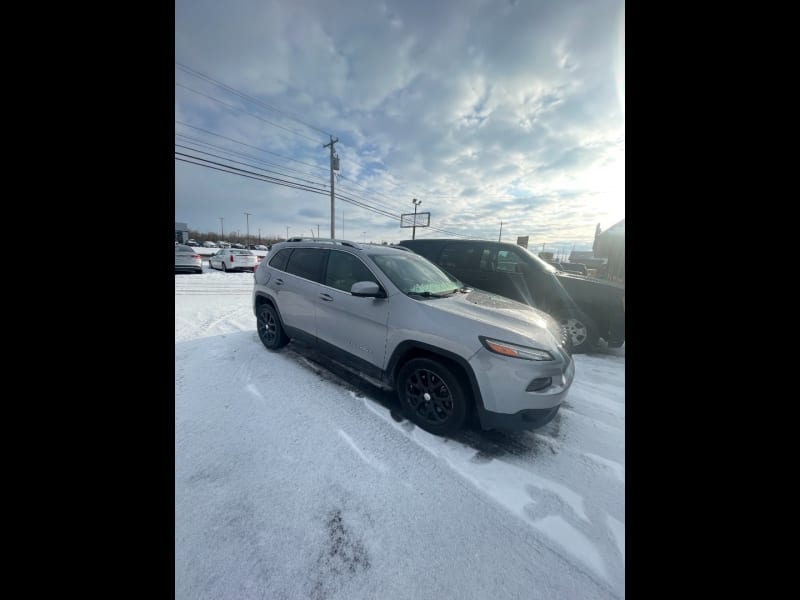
<box><xmin>175</xmin><ymin>0</ymin><xmax>624</xmax><ymax>247</ymax></box>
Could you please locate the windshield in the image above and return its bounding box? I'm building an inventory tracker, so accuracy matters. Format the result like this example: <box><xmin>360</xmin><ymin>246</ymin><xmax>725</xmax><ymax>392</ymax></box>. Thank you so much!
<box><xmin>370</xmin><ymin>252</ymin><xmax>462</xmax><ymax>296</ymax></box>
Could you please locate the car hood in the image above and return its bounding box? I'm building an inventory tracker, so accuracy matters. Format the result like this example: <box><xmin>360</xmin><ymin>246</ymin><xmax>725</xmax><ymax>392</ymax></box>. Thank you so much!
<box><xmin>420</xmin><ymin>288</ymin><xmax>564</xmax><ymax>347</ymax></box>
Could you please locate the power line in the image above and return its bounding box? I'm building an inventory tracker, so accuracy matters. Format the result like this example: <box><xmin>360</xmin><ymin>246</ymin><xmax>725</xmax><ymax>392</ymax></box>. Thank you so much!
<box><xmin>176</xmin><ymin>157</ymin><xmax>327</xmax><ymax>193</ymax></box>
<box><xmin>175</xmin><ymin>62</ymin><xmax>332</xmax><ymax>137</ymax></box>
<box><xmin>177</xmin><ymin>151</ymin><xmax>489</xmax><ymax>238</ymax></box>
<box><xmin>176</xmin><ymin>154</ymin><xmax>411</xmax><ymax>224</ymax></box>
<box><xmin>175</xmin><ymin>144</ymin><xmax>328</xmax><ymax>190</ymax></box>
<box><xmin>175</xmin><ymin>82</ymin><xmax>320</xmax><ymax>143</ymax></box>
<box><xmin>174</xmin><ymin>133</ymin><xmax>329</xmax><ymax>182</ymax></box>
<box><xmin>175</xmin><ymin>153</ymin><xmax>330</xmax><ymax>194</ymax></box>
<box><xmin>175</xmin><ymin>120</ymin><xmax>329</xmax><ymax>172</ymax></box>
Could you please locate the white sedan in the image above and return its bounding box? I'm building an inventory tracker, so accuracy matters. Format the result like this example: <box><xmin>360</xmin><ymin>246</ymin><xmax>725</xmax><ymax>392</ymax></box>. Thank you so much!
<box><xmin>209</xmin><ymin>248</ymin><xmax>258</xmax><ymax>272</ymax></box>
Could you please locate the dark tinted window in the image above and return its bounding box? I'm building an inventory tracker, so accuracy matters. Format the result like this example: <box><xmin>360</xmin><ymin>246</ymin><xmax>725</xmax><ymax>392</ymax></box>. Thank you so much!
<box><xmin>495</xmin><ymin>249</ymin><xmax>524</xmax><ymax>273</ymax></box>
<box><xmin>439</xmin><ymin>244</ymin><xmax>483</xmax><ymax>270</ymax></box>
<box><xmin>268</xmin><ymin>249</ymin><xmax>292</xmax><ymax>271</ymax></box>
<box><xmin>324</xmin><ymin>251</ymin><xmax>378</xmax><ymax>292</ymax></box>
<box><xmin>285</xmin><ymin>248</ymin><xmax>327</xmax><ymax>282</ymax></box>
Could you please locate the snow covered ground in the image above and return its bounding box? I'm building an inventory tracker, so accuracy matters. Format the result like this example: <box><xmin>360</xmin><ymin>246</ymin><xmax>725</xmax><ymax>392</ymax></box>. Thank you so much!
<box><xmin>175</xmin><ymin>264</ymin><xmax>625</xmax><ymax>599</ymax></box>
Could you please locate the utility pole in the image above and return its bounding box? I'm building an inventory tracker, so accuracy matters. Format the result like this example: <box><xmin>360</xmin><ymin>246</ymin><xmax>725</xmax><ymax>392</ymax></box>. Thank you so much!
<box><xmin>342</xmin><ymin>212</ymin><xmax>344</xmax><ymax>239</ymax></box>
<box><xmin>323</xmin><ymin>135</ymin><xmax>339</xmax><ymax>238</ymax></box>
<box><xmin>317</xmin><ymin>224</ymin><xmax>320</xmax><ymax>239</ymax></box>
<box><xmin>244</xmin><ymin>212</ymin><xmax>251</xmax><ymax>246</ymax></box>
<box><xmin>258</xmin><ymin>228</ymin><xmax>261</xmax><ymax>242</ymax></box>
<box><xmin>219</xmin><ymin>217</ymin><xmax>224</xmax><ymax>240</ymax></box>
<box><xmin>286</xmin><ymin>226</ymin><xmax>290</xmax><ymax>241</ymax></box>
<box><xmin>499</xmin><ymin>221</ymin><xmax>503</xmax><ymax>242</ymax></box>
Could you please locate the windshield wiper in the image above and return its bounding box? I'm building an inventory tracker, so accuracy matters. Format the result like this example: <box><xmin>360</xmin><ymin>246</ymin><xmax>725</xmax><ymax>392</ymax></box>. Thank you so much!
<box><xmin>407</xmin><ymin>290</ymin><xmax>456</xmax><ymax>298</ymax></box>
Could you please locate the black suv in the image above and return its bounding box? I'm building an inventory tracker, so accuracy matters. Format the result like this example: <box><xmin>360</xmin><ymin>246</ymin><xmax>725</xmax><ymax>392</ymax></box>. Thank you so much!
<box><xmin>399</xmin><ymin>239</ymin><xmax>624</xmax><ymax>352</ymax></box>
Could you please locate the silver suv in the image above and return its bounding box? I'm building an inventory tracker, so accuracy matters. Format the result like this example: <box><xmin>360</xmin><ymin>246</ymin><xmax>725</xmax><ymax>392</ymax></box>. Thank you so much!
<box><xmin>252</xmin><ymin>239</ymin><xmax>574</xmax><ymax>435</ymax></box>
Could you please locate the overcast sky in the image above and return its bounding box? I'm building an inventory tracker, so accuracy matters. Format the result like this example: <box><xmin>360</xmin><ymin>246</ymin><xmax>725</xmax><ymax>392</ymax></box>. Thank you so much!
<box><xmin>175</xmin><ymin>0</ymin><xmax>624</xmax><ymax>253</ymax></box>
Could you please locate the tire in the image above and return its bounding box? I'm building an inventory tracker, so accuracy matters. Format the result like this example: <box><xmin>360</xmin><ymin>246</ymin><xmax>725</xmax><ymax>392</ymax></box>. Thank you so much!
<box><xmin>257</xmin><ymin>304</ymin><xmax>289</xmax><ymax>350</ymax></box>
<box><xmin>222</xmin><ymin>261</ymin><xmax>228</xmax><ymax>272</ymax></box>
<box><xmin>558</xmin><ymin>315</ymin><xmax>596</xmax><ymax>354</ymax></box>
<box><xmin>396</xmin><ymin>358</ymin><xmax>468</xmax><ymax>436</ymax></box>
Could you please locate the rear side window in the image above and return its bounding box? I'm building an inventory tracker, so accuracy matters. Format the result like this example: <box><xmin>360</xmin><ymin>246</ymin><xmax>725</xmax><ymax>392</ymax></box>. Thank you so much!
<box><xmin>324</xmin><ymin>251</ymin><xmax>378</xmax><ymax>292</ymax></box>
<box><xmin>439</xmin><ymin>244</ymin><xmax>482</xmax><ymax>270</ymax></box>
<box><xmin>268</xmin><ymin>249</ymin><xmax>292</xmax><ymax>271</ymax></box>
<box><xmin>285</xmin><ymin>248</ymin><xmax>327</xmax><ymax>283</ymax></box>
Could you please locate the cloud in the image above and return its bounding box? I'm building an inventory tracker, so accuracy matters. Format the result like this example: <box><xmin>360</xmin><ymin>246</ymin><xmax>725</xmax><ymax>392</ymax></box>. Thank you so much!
<box><xmin>176</xmin><ymin>0</ymin><xmax>624</xmax><ymax>246</ymax></box>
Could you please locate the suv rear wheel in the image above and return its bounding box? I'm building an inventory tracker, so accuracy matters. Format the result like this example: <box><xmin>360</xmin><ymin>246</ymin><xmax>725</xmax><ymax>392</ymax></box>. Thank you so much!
<box><xmin>397</xmin><ymin>358</ymin><xmax>468</xmax><ymax>435</ymax></box>
<box><xmin>257</xmin><ymin>304</ymin><xmax>289</xmax><ymax>349</ymax></box>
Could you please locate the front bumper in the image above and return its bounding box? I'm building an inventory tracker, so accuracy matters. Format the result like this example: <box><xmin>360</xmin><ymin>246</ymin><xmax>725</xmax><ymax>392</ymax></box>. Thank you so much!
<box><xmin>468</xmin><ymin>345</ymin><xmax>574</xmax><ymax>427</ymax></box>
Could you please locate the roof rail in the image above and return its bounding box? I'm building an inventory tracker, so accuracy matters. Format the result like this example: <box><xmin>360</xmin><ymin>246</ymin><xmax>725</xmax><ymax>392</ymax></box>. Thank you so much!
<box><xmin>284</xmin><ymin>237</ymin><xmax>361</xmax><ymax>248</ymax></box>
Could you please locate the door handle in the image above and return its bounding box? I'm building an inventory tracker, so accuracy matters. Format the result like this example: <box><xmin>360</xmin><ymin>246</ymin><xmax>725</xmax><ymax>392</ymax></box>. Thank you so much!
<box><xmin>275</xmin><ymin>278</ymin><xmax>284</xmax><ymax>285</ymax></box>
<box><xmin>319</xmin><ymin>293</ymin><xmax>333</xmax><ymax>302</ymax></box>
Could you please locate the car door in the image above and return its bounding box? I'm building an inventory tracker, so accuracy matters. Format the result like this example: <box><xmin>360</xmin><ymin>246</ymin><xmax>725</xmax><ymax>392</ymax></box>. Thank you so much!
<box><xmin>276</xmin><ymin>248</ymin><xmax>329</xmax><ymax>340</ymax></box>
<box><xmin>314</xmin><ymin>250</ymin><xmax>390</xmax><ymax>371</ymax></box>
<box><xmin>490</xmin><ymin>247</ymin><xmax>536</xmax><ymax>306</ymax></box>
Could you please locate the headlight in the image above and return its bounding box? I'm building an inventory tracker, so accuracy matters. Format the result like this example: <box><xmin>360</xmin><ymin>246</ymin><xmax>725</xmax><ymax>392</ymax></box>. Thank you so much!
<box><xmin>479</xmin><ymin>336</ymin><xmax>554</xmax><ymax>361</ymax></box>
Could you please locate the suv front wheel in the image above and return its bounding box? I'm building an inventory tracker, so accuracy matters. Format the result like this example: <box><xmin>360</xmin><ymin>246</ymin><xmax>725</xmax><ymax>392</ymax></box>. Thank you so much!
<box><xmin>397</xmin><ymin>358</ymin><xmax>468</xmax><ymax>436</ymax></box>
<box><xmin>257</xmin><ymin>304</ymin><xmax>289</xmax><ymax>350</ymax></box>
<box><xmin>558</xmin><ymin>315</ymin><xmax>596</xmax><ymax>354</ymax></box>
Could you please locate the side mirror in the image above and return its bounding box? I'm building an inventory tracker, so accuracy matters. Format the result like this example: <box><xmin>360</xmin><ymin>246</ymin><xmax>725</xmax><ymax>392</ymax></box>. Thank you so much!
<box><xmin>351</xmin><ymin>281</ymin><xmax>385</xmax><ymax>298</ymax></box>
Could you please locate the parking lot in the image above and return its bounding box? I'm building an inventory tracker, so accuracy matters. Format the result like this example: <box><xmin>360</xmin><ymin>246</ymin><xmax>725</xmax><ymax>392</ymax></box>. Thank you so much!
<box><xmin>175</xmin><ymin>265</ymin><xmax>625</xmax><ymax>599</ymax></box>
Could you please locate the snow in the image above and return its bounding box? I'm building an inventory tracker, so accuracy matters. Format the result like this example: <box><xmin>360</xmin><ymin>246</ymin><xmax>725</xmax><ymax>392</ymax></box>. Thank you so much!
<box><xmin>175</xmin><ymin>267</ymin><xmax>625</xmax><ymax>599</ymax></box>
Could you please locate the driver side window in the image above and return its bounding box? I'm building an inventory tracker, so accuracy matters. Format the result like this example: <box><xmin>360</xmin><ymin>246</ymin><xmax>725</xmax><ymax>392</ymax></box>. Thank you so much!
<box><xmin>324</xmin><ymin>251</ymin><xmax>377</xmax><ymax>293</ymax></box>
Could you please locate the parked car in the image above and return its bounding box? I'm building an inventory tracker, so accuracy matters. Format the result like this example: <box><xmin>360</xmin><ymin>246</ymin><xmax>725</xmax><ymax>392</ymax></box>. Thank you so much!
<box><xmin>175</xmin><ymin>244</ymin><xmax>203</xmax><ymax>274</ymax></box>
<box><xmin>253</xmin><ymin>239</ymin><xmax>573</xmax><ymax>436</ymax></box>
<box><xmin>254</xmin><ymin>244</ymin><xmax>268</xmax><ymax>251</ymax></box>
<box><xmin>186</xmin><ymin>239</ymin><xmax>199</xmax><ymax>246</ymax></box>
<box><xmin>231</xmin><ymin>243</ymin><xmax>245</xmax><ymax>249</ymax></box>
<box><xmin>210</xmin><ymin>248</ymin><xmax>258</xmax><ymax>272</ymax></box>
<box><xmin>217</xmin><ymin>241</ymin><xmax>231</xmax><ymax>248</ymax></box>
<box><xmin>398</xmin><ymin>239</ymin><xmax>624</xmax><ymax>352</ymax></box>
<box><xmin>202</xmin><ymin>241</ymin><xmax>218</xmax><ymax>248</ymax></box>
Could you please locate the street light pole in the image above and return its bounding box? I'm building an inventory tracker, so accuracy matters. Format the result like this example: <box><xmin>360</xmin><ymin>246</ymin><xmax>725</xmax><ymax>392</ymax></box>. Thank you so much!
<box><xmin>286</xmin><ymin>226</ymin><xmax>289</xmax><ymax>240</ymax></box>
<box><xmin>412</xmin><ymin>198</ymin><xmax>422</xmax><ymax>240</ymax></box>
<box><xmin>244</xmin><ymin>212</ymin><xmax>251</xmax><ymax>246</ymax></box>
<box><xmin>219</xmin><ymin>217</ymin><xmax>224</xmax><ymax>240</ymax></box>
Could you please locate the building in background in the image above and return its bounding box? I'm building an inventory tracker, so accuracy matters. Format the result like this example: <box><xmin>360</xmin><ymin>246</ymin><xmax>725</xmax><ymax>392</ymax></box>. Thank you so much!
<box><xmin>593</xmin><ymin>219</ymin><xmax>625</xmax><ymax>283</ymax></box>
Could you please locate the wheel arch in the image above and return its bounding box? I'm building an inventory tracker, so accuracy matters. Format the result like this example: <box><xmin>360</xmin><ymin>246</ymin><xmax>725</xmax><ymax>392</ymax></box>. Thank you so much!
<box><xmin>253</xmin><ymin>291</ymin><xmax>283</xmax><ymax>323</ymax></box>
<box><xmin>385</xmin><ymin>341</ymin><xmax>489</xmax><ymax>425</ymax></box>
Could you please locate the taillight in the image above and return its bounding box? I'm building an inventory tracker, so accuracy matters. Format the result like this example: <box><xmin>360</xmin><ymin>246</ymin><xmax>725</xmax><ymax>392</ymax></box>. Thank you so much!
<box><xmin>230</xmin><ymin>255</ymin><xmax>234</xmax><ymax>262</ymax></box>
<box><xmin>191</xmin><ymin>255</ymin><xmax>200</xmax><ymax>258</ymax></box>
